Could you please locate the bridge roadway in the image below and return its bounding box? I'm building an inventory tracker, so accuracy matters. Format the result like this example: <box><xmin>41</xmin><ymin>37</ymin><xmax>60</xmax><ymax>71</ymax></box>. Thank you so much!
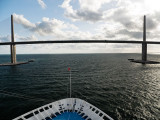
<box><xmin>0</xmin><ymin>40</ymin><xmax>160</xmax><ymax>45</ymax></box>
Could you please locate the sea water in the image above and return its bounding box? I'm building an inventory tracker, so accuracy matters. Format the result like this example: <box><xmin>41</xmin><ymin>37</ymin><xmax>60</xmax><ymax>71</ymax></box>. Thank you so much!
<box><xmin>0</xmin><ymin>54</ymin><xmax>159</xmax><ymax>120</ymax></box>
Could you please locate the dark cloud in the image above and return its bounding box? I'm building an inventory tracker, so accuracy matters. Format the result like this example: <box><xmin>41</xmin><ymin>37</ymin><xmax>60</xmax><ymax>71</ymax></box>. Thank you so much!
<box><xmin>33</xmin><ymin>20</ymin><xmax>58</xmax><ymax>35</ymax></box>
<box><xmin>109</xmin><ymin>8</ymin><xmax>141</xmax><ymax>30</ymax></box>
<box><xmin>61</xmin><ymin>0</ymin><xmax>110</xmax><ymax>22</ymax></box>
<box><xmin>118</xmin><ymin>29</ymin><xmax>142</xmax><ymax>39</ymax></box>
<box><xmin>146</xmin><ymin>17</ymin><xmax>157</xmax><ymax>30</ymax></box>
<box><xmin>76</xmin><ymin>10</ymin><xmax>103</xmax><ymax>22</ymax></box>
<box><xmin>64</xmin><ymin>9</ymin><xmax>103</xmax><ymax>22</ymax></box>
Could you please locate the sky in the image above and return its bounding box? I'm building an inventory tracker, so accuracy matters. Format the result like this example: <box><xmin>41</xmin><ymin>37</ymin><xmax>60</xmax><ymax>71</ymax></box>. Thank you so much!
<box><xmin>0</xmin><ymin>0</ymin><xmax>160</xmax><ymax>54</ymax></box>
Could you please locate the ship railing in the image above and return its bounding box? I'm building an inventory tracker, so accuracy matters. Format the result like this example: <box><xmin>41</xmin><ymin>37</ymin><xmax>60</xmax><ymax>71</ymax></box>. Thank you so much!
<box><xmin>13</xmin><ymin>98</ymin><xmax>114</xmax><ymax>120</ymax></box>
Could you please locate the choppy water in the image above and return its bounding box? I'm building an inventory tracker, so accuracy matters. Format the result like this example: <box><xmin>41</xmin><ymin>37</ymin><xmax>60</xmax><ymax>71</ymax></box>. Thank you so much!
<box><xmin>0</xmin><ymin>54</ymin><xmax>159</xmax><ymax>120</ymax></box>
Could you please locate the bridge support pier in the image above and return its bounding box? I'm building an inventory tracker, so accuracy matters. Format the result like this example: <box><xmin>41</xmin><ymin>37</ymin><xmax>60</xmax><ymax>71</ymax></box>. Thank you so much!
<box><xmin>142</xmin><ymin>15</ymin><xmax>147</xmax><ymax>62</ymax></box>
<box><xmin>10</xmin><ymin>15</ymin><xmax>16</xmax><ymax>64</ymax></box>
<box><xmin>142</xmin><ymin>43</ymin><xmax>147</xmax><ymax>61</ymax></box>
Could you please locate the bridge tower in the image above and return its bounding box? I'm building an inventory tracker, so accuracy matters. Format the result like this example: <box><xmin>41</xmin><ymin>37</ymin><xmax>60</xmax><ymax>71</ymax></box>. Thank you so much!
<box><xmin>142</xmin><ymin>15</ymin><xmax>147</xmax><ymax>62</ymax></box>
<box><xmin>10</xmin><ymin>14</ymin><xmax>16</xmax><ymax>63</ymax></box>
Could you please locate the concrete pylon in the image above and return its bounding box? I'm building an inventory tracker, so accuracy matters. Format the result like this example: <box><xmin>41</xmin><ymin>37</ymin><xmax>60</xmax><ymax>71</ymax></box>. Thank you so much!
<box><xmin>142</xmin><ymin>15</ymin><xmax>147</xmax><ymax>62</ymax></box>
<box><xmin>10</xmin><ymin>15</ymin><xmax>16</xmax><ymax>63</ymax></box>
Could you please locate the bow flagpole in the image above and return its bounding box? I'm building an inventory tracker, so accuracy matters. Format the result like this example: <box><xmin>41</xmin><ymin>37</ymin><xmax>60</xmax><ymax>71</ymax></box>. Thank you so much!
<box><xmin>68</xmin><ymin>67</ymin><xmax>71</xmax><ymax>98</ymax></box>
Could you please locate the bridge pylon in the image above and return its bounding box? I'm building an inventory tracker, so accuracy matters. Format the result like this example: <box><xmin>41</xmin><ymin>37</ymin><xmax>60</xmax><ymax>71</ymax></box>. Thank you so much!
<box><xmin>10</xmin><ymin>14</ymin><xmax>16</xmax><ymax>63</ymax></box>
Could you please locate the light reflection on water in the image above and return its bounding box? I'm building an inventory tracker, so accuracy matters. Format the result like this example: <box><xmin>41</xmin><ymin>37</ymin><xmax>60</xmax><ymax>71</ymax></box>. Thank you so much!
<box><xmin>0</xmin><ymin>54</ymin><xmax>160</xmax><ymax>120</ymax></box>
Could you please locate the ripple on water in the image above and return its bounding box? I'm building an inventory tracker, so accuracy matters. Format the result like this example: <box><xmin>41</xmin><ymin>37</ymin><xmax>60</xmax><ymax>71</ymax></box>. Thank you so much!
<box><xmin>0</xmin><ymin>54</ymin><xmax>160</xmax><ymax>120</ymax></box>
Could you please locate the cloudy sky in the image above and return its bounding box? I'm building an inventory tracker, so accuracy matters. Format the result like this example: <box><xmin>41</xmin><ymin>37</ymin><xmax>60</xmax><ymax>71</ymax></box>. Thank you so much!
<box><xmin>0</xmin><ymin>0</ymin><xmax>160</xmax><ymax>54</ymax></box>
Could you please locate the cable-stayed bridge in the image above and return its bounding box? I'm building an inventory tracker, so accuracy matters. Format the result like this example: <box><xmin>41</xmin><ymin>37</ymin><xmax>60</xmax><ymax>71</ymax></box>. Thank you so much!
<box><xmin>0</xmin><ymin>15</ymin><xmax>160</xmax><ymax>65</ymax></box>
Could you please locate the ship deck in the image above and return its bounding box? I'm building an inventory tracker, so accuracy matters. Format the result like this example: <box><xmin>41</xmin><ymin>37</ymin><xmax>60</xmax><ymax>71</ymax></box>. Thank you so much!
<box><xmin>13</xmin><ymin>98</ymin><xmax>113</xmax><ymax>120</ymax></box>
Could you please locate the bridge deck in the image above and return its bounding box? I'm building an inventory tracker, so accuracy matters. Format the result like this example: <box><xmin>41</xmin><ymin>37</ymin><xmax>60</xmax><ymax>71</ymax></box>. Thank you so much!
<box><xmin>0</xmin><ymin>40</ymin><xmax>160</xmax><ymax>45</ymax></box>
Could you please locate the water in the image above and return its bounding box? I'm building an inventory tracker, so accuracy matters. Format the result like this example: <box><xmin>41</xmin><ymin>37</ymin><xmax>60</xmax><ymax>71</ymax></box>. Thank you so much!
<box><xmin>0</xmin><ymin>54</ymin><xmax>159</xmax><ymax>120</ymax></box>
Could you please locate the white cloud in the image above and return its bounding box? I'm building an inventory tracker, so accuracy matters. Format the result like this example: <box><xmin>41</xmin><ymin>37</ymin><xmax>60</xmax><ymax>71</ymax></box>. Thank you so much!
<box><xmin>37</xmin><ymin>0</ymin><xmax>47</xmax><ymax>9</ymax></box>
<box><xmin>61</xmin><ymin>0</ymin><xmax>74</xmax><ymax>13</ymax></box>
<box><xmin>12</xmin><ymin>12</ymin><xmax>160</xmax><ymax>41</ymax></box>
<box><xmin>61</xmin><ymin>0</ymin><xmax>109</xmax><ymax>22</ymax></box>
<box><xmin>13</xmin><ymin>13</ymin><xmax>35</xmax><ymax>29</ymax></box>
<box><xmin>11</xmin><ymin>0</ymin><xmax>160</xmax><ymax>54</ymax></box>
<box><xmin>0</xmin><ymin>35</ymin><xmax>11</xmax><ymax>42</ymax></box>
<box><xmin>33</xmin><ymin>17</ymin><xmax>67</xmax><ymax>36</ymax></box>
<box><xmin>144</xmin><ymin>0</ymin><xmax>160</xmax><ymax>12</ymax></box>
<box><xmin>61</xmin><ymin>0</ymin><xmax>160</xmax><ymax>43</ymax></box>
<box><xmin>79</xmin><ymin>0</ymin><xmax>111</xmax><ymax>11</ymax></box>
<box><xmin>61</xmin><ymin>0</ymin><xmax>160</xmax><ymax>30</ymax></box>
<box><xmin>2</xmin><ymin>1</ymin><xmax>160</xmax><ymax>54</ymax></box>
<box><xmin>15</xmin><ymin>35</ymin><xmax>38</xmax><ymax>41</ymax></box>
<box><xmin>13</xmin><ymin>14</ymin><xmax>91</xmax><ymax>40</ymax></box>
<box><xmin>13</xmin><ymin>14</ymin><xmax>71</xmax><ymax>36</ymax></box>
<box><xmin>0</xmin><ymin>34</ymin><xmax>38</xmax><ymax>42</ymax></box>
